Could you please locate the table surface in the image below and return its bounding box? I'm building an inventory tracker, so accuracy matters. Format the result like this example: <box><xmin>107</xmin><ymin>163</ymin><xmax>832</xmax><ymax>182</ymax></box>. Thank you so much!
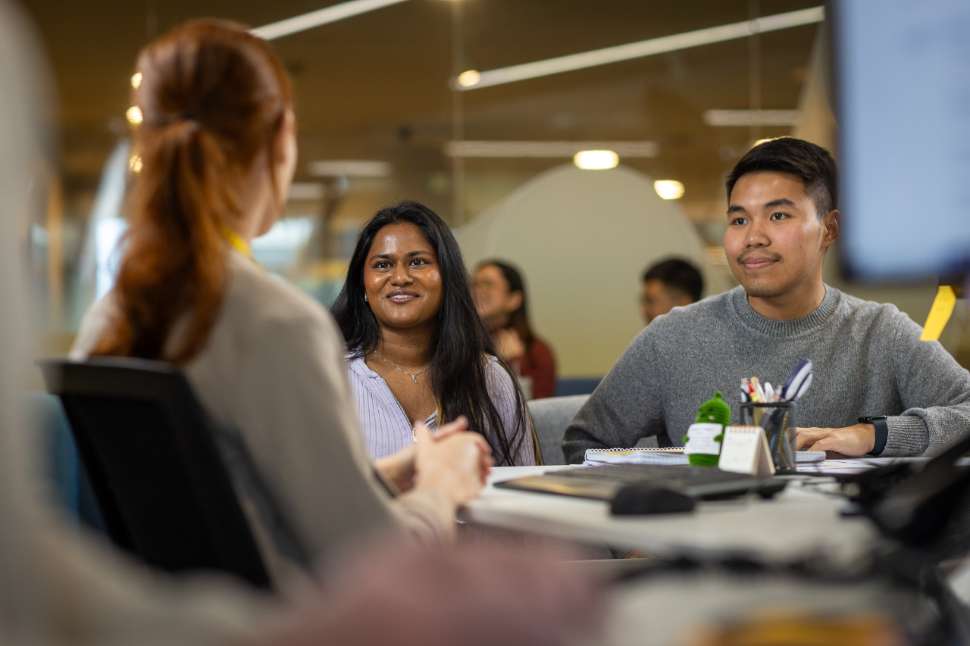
<box><xmin>462</xmin><ymin>464</ymin><xmax>966</xmax><ymax>645</ymax></box>
<box><xmin>462</xmin><ymin>465</ymin><xmax>877</xmax><ymax>561</ymax></box>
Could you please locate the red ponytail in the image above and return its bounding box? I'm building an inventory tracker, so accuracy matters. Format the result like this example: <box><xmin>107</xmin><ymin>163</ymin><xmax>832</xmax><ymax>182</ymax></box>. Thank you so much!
<box><xmin>93</xmin><ymin>20</ymin><xmax>291</xmax><ymax>363</ymax></box>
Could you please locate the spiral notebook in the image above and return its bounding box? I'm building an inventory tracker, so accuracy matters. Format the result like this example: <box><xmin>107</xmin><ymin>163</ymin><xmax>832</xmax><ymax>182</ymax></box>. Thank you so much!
<box><xmin>583</xmin><ymin>447</ymin><xmax>826</xmax><ymax>467</ymax></box>
<box><xmin>584</xmin><ymin>447</ymin><xmax>687</xmax><ymax>466</ymax></box>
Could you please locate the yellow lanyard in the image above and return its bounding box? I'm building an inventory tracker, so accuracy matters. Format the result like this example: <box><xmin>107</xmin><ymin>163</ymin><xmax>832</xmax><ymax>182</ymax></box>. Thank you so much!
<box><xmin>222</xmin><ymin>227</ymin><xmax>252</xmax><ymax>259</ymax></box>
<box><xmin>921</xmin><ymin>285</ymin><xmax>957</xmax><ymax>342</ymax></box>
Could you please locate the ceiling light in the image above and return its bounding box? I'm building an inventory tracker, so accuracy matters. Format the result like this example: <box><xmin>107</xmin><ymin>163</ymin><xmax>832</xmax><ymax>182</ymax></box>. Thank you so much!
<box><xmin>654</xmin><ymin>179</ymin><xmax>685</xmax><ymax>200</ymax></box>
<box><xmin>128</xmin><ymin>154</ymin><xmax>143</xmax><ymax>174</ymax></box>
<box><xmin>703</xmin><ymin>109</ymin><xmax>798</xmax><ymax>127</ymax></box>
<box><xmin>130</xmin><ymin>72</ymin><xmax>142</xmax><ymax>89</ymax></box>
<box><xmin>251</xmin><ymin>0</ymin><xmax>410</xmax><ymax>41</ymax></box>
<box><xmin>125</xmin><ymin>106</ymin><xmax>143</xmax><ymax>126</ymax></box>
<box><xmin>455</xmin><ymin>6</ymin><xmax>823</xmax><ymax>91</ymax></box>
<box><xmin>307</xmin><ymin>160</ymin><xmax>391</xmax><ymax>178</ymax></box>
<box><xmin>455</xmin><ymin>69</ymin><xmax>481</xmax><ymax>88</ymax></box>
<box><xmin>286</xmin><ymin>182</ymin><xmax>326</xmax><ymax>201</ymax></box>
<box><xmin>446</xmin><ymin>140</ymin><xmax>657</xmax><ymax>158</ymax></box>
<box><xmin>573</xmin><ymin>150</ymin><xmax>619</xmax><ymax>171</ymax></box>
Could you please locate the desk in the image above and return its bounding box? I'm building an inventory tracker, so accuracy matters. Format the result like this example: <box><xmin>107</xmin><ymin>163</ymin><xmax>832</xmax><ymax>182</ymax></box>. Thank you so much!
<box><xmin>464</xmin><ymin>467</ymin><xmax>933</xmax><ymax>645</ymax></box>
<box><xmin>463</xmin><ymin>466</ymin><xmax>875</xmax><ymax>561</ymax></box>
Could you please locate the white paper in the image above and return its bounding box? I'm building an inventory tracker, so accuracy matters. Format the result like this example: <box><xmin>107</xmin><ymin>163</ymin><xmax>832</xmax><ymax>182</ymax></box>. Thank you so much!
<box><xmin>583</xmin><ymin>448</ymin><xmax>688</xmax><ymax>466</ymax></box>
<box><xmin>684</xmin><ymin>423</ymin><xmax>722</xmax><ymax>455</ymax></box>
<box><xmin>796</xmin><ymin>457</ymin><xmax>899</xmax><ymax>475</ymax></box>
<box><xmin>718</xmin><ymin>426</ymin><xmax>774</xmax><ymax>476</ymax></box>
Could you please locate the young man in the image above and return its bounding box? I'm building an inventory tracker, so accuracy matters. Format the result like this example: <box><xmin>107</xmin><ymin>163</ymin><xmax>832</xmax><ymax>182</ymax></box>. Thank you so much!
<box><xmin>639</xmin><ymin>257</ymin><xmax>705</xmax><ymax>325</ymax></box>
<box><xmin>564</xmin><ymin>137</ymin><xmax>970</xmax><ymax>462</ymax></box>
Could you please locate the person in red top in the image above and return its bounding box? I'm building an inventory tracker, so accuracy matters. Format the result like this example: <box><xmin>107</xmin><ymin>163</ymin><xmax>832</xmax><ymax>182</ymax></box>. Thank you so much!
<box><xmin>472</xmin><ymin>260</ymin><xmax>557</xmax><ymax>399</ymax></box>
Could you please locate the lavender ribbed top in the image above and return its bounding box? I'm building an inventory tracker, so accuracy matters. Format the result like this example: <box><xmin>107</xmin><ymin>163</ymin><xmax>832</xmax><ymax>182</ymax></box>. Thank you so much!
<box><xmin>346</xmin><ymin>353</ymin><xmax>536</xmax><ymax>466</ymax></box>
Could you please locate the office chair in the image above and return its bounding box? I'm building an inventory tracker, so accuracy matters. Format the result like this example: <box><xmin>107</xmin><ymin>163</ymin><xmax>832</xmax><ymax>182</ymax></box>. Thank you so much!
<box><xmin>527</xmin><ymin>395</ymin><xmax>589</xmax><ymax>465</ymax></box>
<box><xmin>40</xmin><ymin>357</ymin><xmax>291</xmax><ymax>590</ymax></box>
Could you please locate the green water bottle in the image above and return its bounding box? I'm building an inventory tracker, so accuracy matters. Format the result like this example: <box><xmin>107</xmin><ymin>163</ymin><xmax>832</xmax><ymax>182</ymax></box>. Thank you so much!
<box><xmin>685</xmin><ymin>392</ymin><xmax>731</xmax><ymax>467</ymax></box>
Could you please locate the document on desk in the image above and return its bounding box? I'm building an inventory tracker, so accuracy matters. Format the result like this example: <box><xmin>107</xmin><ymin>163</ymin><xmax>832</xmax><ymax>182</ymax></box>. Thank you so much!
<box><xmin>583</xmin><ymin>447</ymin><xmax>688</xmax><ymax>466</ymax></box>
<box><xmin>584</xmin><ymin>448</ymin><xmax>826</xmax><ymax>467</ymax></box>
<box><xmin>796</xmin><ymin>457</ymin><xmax>903</xmax><ymax>475</ymax></box>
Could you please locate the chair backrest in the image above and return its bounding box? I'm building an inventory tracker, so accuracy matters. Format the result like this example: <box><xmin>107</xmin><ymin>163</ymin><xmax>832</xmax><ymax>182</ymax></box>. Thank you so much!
<box><xmin>40</xmin><ymin>357</ymin><xmax>273</xmax><ymax>590</ymax></box>
<box><xmin>527</xmin><ymin>395</ymin><xmax>589</xmax><ymax>465</ymax></box>
<box><xmin>26</xmin><ymin>392</ymin><xmax>105</xmax><ymax>530</ymax></box>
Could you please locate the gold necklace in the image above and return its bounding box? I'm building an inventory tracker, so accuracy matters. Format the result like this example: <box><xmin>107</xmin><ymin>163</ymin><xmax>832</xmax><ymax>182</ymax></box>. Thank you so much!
<box><xmin>374</xmin><ymin>351</ymin><xmax>429</xmax><ymax>385</ymax></box>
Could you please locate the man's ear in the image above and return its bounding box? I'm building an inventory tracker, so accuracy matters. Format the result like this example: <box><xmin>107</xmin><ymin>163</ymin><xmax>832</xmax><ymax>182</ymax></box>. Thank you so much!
<box><xmin>821</xmin><ymin>209</ymin><xmax>840</xmax><ymax>251</ymax></box>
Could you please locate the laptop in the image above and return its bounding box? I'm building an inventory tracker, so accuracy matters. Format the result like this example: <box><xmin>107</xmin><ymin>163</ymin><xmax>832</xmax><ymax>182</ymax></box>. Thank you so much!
<box><xmin>494</xmin><ymin>464</ymin><xmax>785</xmax><ymax>501</ymax></box>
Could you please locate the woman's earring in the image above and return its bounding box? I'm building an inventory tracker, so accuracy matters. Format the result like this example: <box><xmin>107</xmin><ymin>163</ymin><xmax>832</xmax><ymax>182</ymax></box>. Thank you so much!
<box><xmin>364</xmin><ymin>293</ymin><xmax>368</xmax><ymax>303</ymax></box>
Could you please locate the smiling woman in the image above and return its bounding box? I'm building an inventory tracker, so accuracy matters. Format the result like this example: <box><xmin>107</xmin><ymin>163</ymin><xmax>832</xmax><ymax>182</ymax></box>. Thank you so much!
<box><xmin>332</xmin><ymin>202</ymin><xmax>536</xmax><ymax>466</ymax></box>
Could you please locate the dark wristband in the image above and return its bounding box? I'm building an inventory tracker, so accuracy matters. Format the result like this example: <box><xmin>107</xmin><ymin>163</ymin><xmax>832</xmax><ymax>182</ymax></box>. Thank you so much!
<box><xmin>859</xmin><ymin>416</ymin><xmax>888</xmax><ymax>455</ymax></box>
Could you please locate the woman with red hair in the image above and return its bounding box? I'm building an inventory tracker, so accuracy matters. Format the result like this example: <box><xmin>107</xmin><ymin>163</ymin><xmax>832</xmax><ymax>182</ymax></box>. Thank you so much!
<box><xmin>71</xmin><ymin>19</ymin><xmax>488</xmax><ymax>578</ymax></box>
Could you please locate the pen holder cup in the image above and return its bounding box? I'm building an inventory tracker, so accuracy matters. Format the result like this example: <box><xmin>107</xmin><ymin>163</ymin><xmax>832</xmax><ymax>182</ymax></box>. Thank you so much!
<box><xmin>740</xmin><ymin>402</ymin><xmax>795</xmax><ymax>473</ymax></box>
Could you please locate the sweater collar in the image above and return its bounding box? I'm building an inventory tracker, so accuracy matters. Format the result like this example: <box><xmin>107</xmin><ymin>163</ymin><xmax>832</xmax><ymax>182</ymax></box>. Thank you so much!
<box><xmin>730</xmin><ymin>284</ymin><xmax>840</xmax><ymax>337</ymax></box>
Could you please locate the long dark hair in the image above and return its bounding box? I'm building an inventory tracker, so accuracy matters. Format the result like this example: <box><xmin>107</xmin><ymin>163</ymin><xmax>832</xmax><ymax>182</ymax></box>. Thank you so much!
<box><xmin>93</xmin><ymin>20</ymin><xmax>291</xmax><ymax>363</ymax></box>
<box><xmin>476</xmin><ymin>259</ymin><xmax>536</xmax><ymax>348</ymax></box>
<box><xmin>332</xmin><ymin>201</ymin><xmax>529</xmax><ymax>465</ymax></box>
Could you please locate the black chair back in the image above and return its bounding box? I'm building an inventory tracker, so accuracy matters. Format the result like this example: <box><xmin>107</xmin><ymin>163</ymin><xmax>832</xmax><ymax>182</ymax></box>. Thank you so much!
<box><xmin>40</xmin><ymin>357</ymin><xmax>273</xmax><ymax>590</ymax></box>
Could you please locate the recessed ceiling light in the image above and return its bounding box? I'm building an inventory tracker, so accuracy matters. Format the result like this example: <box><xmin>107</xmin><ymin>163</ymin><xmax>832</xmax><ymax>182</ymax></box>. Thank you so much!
<box><xmin>455</xmin><ymin>69</ymin><xmax>481</xmax><ymax>88</ymax></box>
<box><xmin>573</xmin><ymin>150</ymin><xmax>619</xmax><ymax>171</ymax></box>
<box><xmin>125</xmin><ymin>106</ymin><xmax>143</xmax><ymax>126</ymax></box>
<box><xmin>130</xmin><ymin>72</ymin><xmax>142</xmax><ymax>89</ymax></box>
<box><xmin>654</xmin><ymin>179</ymin><xmax>685</xmax><ymax>200</ymax></box>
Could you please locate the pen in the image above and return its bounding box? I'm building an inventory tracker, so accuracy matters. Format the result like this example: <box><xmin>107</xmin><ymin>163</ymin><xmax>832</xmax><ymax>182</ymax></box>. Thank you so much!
<box><xmin>781</xmin><ymin>358</ymin><xmax>813</xmax><ymax>401</ymax></box>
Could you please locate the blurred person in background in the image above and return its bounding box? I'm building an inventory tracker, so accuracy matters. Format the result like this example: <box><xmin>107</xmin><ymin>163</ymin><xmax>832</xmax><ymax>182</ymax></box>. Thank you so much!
<box><xmin>333</xmin><ymin>203</ymin><xmax>536</xmax><ymax>466</ymax></box>
<box><xmin>473</xmin><ymin>259</ymin><xmax>557</xmax><ymax>400</ymax></box>
<box><xmin>639</xmin><ymin>257</ymin><xmax>704</xmax><ymax>325</ymax></box>
<box><xmin>3</xmin><ymin>12</ymin><xmax>601</xmax><ymax>645</ymax></box>
<box><xmin>70</xmin><ymin>19</ymin><xmax>490</xmax><ymax>579</ymax></box>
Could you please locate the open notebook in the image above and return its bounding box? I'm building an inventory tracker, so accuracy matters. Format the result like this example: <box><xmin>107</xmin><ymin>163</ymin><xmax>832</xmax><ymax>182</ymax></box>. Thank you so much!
<box><xmin>584</xmin><ymin>447</ymin><xmax>687</xmax><ymax>466</ymax></box>
<box><xmin>583</xmin><ymin>447</ymin><xmax>826</xmax><ymax>467</ymax></box>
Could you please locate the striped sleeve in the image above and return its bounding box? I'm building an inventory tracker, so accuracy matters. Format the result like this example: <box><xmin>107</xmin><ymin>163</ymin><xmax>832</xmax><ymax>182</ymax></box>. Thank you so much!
<box><xmin>345</xmin><ymin>358</ymin><xmax>414</xmax><ymax>460</ymax></box>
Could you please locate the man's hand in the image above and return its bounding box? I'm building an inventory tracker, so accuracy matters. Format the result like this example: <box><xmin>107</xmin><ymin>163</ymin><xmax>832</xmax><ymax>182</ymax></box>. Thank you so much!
<box><xmin>796</xmin><ymin>423</ymin><xmax>876</xmax><ymax>457</ymax></box>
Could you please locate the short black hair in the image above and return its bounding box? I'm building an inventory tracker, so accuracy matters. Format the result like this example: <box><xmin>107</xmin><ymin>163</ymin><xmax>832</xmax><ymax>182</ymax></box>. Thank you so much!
<box><xmin>641</xmin><ymin>257</ymin><xmax>704</xmax><ymax>303</ymax></box>
<box><xmin>725</xmin><ymin>137</ymin><xmax>838</xmax><ymax>217</ymax></box>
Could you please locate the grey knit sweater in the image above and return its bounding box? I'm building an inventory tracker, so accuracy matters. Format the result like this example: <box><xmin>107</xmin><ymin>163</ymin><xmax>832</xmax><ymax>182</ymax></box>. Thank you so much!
<box><xmin>563</xmin><ymin>285</ymin><xmax>970</xmax><ymax>463</ymax></box>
